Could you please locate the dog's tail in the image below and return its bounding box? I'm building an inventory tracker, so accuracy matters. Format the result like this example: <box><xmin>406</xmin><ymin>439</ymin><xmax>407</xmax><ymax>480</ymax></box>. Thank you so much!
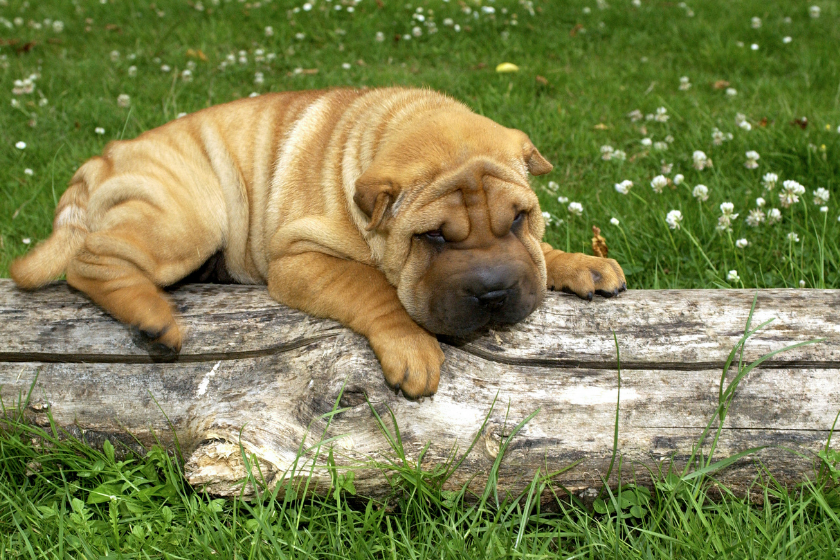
<box><xmin>9</xmin><ymin>158</ymin><xmax>102</xmax><ymax>289</ymax></box>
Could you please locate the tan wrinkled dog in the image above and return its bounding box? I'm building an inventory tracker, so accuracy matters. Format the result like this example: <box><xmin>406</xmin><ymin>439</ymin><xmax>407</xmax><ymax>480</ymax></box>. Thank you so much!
<box><xmin>11</xmin><ymin>87</ymin><xmax>625</xmax><ymax>398</ymax></box>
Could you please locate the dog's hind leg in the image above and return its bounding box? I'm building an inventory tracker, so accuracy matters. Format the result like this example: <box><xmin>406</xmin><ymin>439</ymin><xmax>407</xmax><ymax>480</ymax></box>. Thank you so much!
<box><xmin>66</xmin><ymin>199</ymin><xmax>224</xmax><ymax>351</ymax></box>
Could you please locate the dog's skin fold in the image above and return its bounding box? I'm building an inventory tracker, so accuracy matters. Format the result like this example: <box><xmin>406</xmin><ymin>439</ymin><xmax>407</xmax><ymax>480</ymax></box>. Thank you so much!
<box><xmin>11</xmin><ymin>87</ymin><xmax>626</xmax><ymax>397</ymax></box>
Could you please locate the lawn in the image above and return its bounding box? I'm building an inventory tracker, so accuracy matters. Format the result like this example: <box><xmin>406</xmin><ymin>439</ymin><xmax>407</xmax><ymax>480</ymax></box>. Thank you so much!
<box><xmin>2</xmin><ymin>0</ymin><xmax>840</xmax><ymax>557</ymax></box>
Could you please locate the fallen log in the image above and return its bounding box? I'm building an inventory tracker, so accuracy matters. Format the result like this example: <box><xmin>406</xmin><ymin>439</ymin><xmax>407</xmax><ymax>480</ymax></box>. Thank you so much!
<box><xmin>1</xmin><ymin>279</ymin><xmax>839</xmax><ymax>503</ymax></box>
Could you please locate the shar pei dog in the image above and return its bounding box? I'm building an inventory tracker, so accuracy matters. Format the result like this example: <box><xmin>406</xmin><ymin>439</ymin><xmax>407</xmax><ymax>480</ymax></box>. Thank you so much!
<box><xmin>11</xmin><ymin>87</ymin><xmax>626</xmax><ymax>398</ymax></box>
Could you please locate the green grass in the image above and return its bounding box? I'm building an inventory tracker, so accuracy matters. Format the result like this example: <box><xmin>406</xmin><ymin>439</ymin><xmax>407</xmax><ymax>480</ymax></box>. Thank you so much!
<box><xmin>2</xmin><ymin>415</ymin><xmax>840</xmax><ymax>559</ymax></box>
<box><xmin>1</xmin><ymin>0</ymin><xmax>839</xmax><ymax>287</ymax></box>
<box><xmin>2</xmin><ymin>0</ymin><xmax>840</xmax><ymax>557</ymax></box>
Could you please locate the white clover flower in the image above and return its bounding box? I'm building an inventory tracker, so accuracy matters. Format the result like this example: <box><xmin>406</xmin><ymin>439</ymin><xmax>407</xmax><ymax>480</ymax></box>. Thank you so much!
<box><xmin>692</xmin><ymin>150</ymin><xmax>711</xmax><ymax>170</ymax></box>
<box><xmin>736</xmin><ymin>238</ymin><xmax>749</xmax><ymax>248</ymax></box>
<box><xmin>712</xmin><ymin>128</ymin><xmax>725</xmax><ymax>145</ymax></box>
<box><xmin>739</xmin><ymin>120</ymin><xmax>752</xmax><ymax>131</ymax></box>
<box><xmin>779</xmin><ymin>180</ymin><xmax>805</xmax><ymax>208</ymax></box>
<box><xmin>610</xmin><ymin>217</ymin><xmax>620</xmax><ymax>226</ymax></box>
<box><xmin>52</xmin><ymin>20</ymin><xmax>64</xmax><ymax>32</ymax></box>
<box><xmin>692</xmin><ymin>184</ymin><xmax>709</xmax><ymax>201</ymax></box>
<box><xmin>766</xmin><ymin>208</ymin><xmax>782</xmax><ymax>224</ymax></box>
<box><xmin>612</xmin><ymin>150</ymin><xmax>627</xmax><ymax>161</ymax></box>
<box><xmin>412</xmin><ymin>26</ymin><xmax>423</xmax><ymax>37</ymax></box>
<box><xmin>813</xmin><ymin>187</ymin><xmax>830</xmax><ymax>205</ymax></box>
<box><xmin>661</xmin><ymin>161</ymin><xmax>673</xmax><ymax>174</ymax></box>
<box><xmin>22</xmin><ymin>237</ymin><xmax>31</xmax><ymax>245</ymax></box>
<box><xmin>665</xmin><ymin>135</ymin><xmax>675</xmax><ymax>143</ymax></box>
<box><xmin>751</xmin><ymin>16</ymin><xmax>761</xmax><ymax>28</ymax></box>
<box><xmin>654</xmin><ymin>107</ymin><xmax>669</xmax><ymax>122</ymax></box>
<box><xmin>800</xmin><ymin>280</ymin><xmax>806</xmax><ymax>288</ymax></box>
<box><xmin>751</xmin><ymin>43</ymin><xmax>759</xmax><ymax>51</ymax></box>
<box><xmin>95</xmin><ymin>127</ymin><xmax>105</xmax><ymax>135</ymax></box>
<box><xmin>443</xmin><ymin>18</ymin><xmax>454</xmax><ymax>26</ymax></box>
<box><xmin>745</xmin><ymin>150</ymin><xmax>760</xmax><ymax>169</ymax></box>
<box><xmin>161</xmin><ymin>64</ymin><xmax>171</xmax><ymax>73</ymax></box>
<box><xmin>679</xmin><ymin>76</ymin><xmax>691</xmax><ymax>90</ymax></box>
<box><xmin>627</xmin><ymin>109</ymin><xmax>643</xmax><ymax>122</ymax></box>
<box><xmin>546</xmin><ymin>181</ymin><xmax>559</xmax><ymax>193</ymax></box>
<box><xmin>614</xmin><ymin>180</ymin><xmax>633</xmax><ymax>195</ymax></box>
<box><xmin>820</xmin><ymin>206</ymin><xmax>828</xmax><ymax>213</ymax></box>
<box><xmin>24</xmin><ymin>168</ymin><xmax>33</xmax><ymax>176</ymax></box>
<box><xmin>809</xmin><ymin>5</ymin><xmax>820</xmax><ymax>18</ymax></box>
<box><xmin>128</xmin><ymin>65</ymin><xmax>137</xmax><ymax>77</ymax></box>
<box><xmin>787</xmin><ymin>232</ymin><xmax>800</xmax><ymax>243</ymax></box>
<box><xmin>640</xmin><ymin>137</ymin><xmax>652</xmax><ymax>147</ymax></box>
<box><xmin>557</xmin><ymin>196</ymin><xmax>569</xmax><ymax>204</ymax></box>
<box><xmin>11</xmin><ymin>98</ymin><xmax>19</xmax><ymax>108</ymax></box>
<box><xmin>252</xmin><ymin>71</ymin><xmax>263</xmax><ymax>84</ymax></box>
<box><xmin>295</xmin><ymin>32</ymin><xmax>306</xmax><ymax>40</ymax></box>
<box><xmin>726</xmin><ymin>87</ymin><xmax>738</xmax><ymax>97</ymax></box>
<box><xmin>265</xmin><ymin>26</ymin><xmax>274</xmax><ymax>36</ymax></box>
<box><xmin>117</xmin><ymin>94</ymin><xmax>130</xmax><ymax>108</ymax></box>
<box><xmin>303</xmin><ymin>2</ymin><xmax>313</xmax><ymax>11</ymax></box>
<box><xmin>666</xmin><ymin>209</ymin><xmax>683</xmax><ymax>230</ymax></box>
<box><xmin>15</xmin><ymin>141</ymin><xmax>25</xmax><ymax>149</ymax></box>
<box><xmin>600</xmin><ymin>145</ymin><xmax>614</xmax><ymax>160</ymax></box>
<box><xmin>651</xmin><ymin>175</ymin><xmax>668</xmax><ymax>193</ymax></box>
<box><xmin>110</xmin><ymin>50</ymin><xmax>120</xmax><ymax>62</ymax></box>
<box><xmin>375</xmin><ymin>31</ymin><xmax>385</xmax><ymax>42</ymax></box>
<box><xmin>673</xmin><ymin>173</ymin><xmax>685</xmax><ymax>186</ymax></box>
<box><xmin>727</xmin><ymin>270</ymin><xmax>740</xmax><ymax>282</ymax></box>
<box><xmin>746</xmin><ymin>208</ymin><xmax>765</xmax><ymax>227</ymax></box>
<box><xmin>717</xmin><ymin>202</ymin><xmax>738</xmax><ymax>232</ymax></box>
<box><xmin>567</xmin><ymin>202</ymin><xmax>583</xmax><ymax>216</ymax></box>
<box><xmin>541</xmin><ymin>211</ymin><xmax>554</xmax><ymax>226</ymax></box>
<box><xmin>654</xmin><ymin>142</ymin><xmax>668</xmax><ymax>151</ymax></box>
<box><xmin>38</xmin><ymin>98</ymin><xmax>47</xmax><ymax>106</ymax></box>
<box><xmin>783</xmin><ymin>36</ymin><xmax>792</xmax><ymax>44</ymax></box>
<box><xmin>753</xmin><ymin>197</ymin><xmax>765</xmax><ymax>208</ymax></box>
<box><xmin>762</xmin><ymin>173</ymin><xmax>778</xmax><ymax>191</ymax></box>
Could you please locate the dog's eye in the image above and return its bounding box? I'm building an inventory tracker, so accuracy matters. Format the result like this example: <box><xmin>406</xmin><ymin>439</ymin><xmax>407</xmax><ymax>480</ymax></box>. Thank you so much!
<box><xmin>512</xmin><ymin>211</ymin><xmax>527</xmax><ymax>226</ymax></box>
<box><xmin>419</xmin><ymin>229</ymin><xmax>445</xmax><ymax>242</ymax></box>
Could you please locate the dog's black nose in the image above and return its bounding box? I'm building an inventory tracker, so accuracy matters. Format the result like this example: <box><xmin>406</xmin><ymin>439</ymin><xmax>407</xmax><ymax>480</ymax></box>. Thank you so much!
<box><xmin>477</xmin><ymin>289</ymin><xmax>509</xmax><ymax>311</ymax></box>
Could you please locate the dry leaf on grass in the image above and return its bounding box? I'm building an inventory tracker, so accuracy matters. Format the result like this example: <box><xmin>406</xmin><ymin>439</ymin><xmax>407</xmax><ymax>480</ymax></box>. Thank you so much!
<box><xmin>591</xmin><ymin>225</ymin><xmax>608</xmax><ymax>258</ymax></box>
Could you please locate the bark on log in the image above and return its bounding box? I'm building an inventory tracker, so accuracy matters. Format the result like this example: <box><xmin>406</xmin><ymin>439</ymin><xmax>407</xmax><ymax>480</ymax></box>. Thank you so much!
<box><xmin>1</xmin><ymin>279</ymin><xmax>839</xmax><ymax>503</ymax></box>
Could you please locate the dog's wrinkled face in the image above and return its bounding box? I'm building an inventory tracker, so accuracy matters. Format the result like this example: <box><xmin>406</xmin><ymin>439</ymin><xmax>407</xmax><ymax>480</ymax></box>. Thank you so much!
<box><xmin>354</xmin><ymin>110</ymin><xmax>553</xmax><ymax>336</ymax></box>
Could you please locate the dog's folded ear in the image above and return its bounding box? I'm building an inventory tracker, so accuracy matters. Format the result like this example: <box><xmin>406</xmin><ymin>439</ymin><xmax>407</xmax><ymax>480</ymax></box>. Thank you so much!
<box><xmin>524</xmin><ymin>141</ymin><xmax>553</xmax><ymax>176</ymax></box>
<box><xmin>354</xmin><ymin>168</ymin><xmax>400</xmax><ymax>231</ymax></box>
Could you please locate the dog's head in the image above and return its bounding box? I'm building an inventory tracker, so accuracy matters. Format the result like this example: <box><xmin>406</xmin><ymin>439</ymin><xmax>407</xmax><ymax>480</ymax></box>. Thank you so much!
<box><xmin>353</xmin><ymin>110</ymin><xmax>553</xmax><ymax>336</ymax></box>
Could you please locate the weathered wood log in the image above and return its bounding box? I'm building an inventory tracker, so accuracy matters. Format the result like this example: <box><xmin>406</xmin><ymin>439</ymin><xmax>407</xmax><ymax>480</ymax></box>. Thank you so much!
<box><xmin>1</xmin><ymin>279</ymin><xmax>839</xmax><ymax>503</ymax></box>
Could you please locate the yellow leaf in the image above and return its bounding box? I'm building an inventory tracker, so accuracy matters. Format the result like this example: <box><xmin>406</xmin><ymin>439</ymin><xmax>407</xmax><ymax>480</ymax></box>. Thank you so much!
<box><xmin>495</xmin><ymin>62</ymin><xmax>519</xmax><ymax>73</ymax></box>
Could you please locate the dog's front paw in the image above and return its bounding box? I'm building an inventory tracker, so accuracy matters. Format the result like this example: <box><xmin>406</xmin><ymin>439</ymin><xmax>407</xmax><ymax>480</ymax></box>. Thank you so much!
<box><xmin>546</xmin><ymin>252</ymin><xmax>627</xmax><ymax>301</ymax></box>
<box><xmin>369</xmin><ymin>328</ymin><xmax>444</xmax><ymax>398</ymax></box>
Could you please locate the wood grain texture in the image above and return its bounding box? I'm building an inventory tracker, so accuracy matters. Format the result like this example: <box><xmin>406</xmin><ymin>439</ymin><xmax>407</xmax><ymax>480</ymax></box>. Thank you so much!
<box><xmin>1</xmin><ymin>279</ymin><xmax>838</xmax><ymax>501</ymax></box>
